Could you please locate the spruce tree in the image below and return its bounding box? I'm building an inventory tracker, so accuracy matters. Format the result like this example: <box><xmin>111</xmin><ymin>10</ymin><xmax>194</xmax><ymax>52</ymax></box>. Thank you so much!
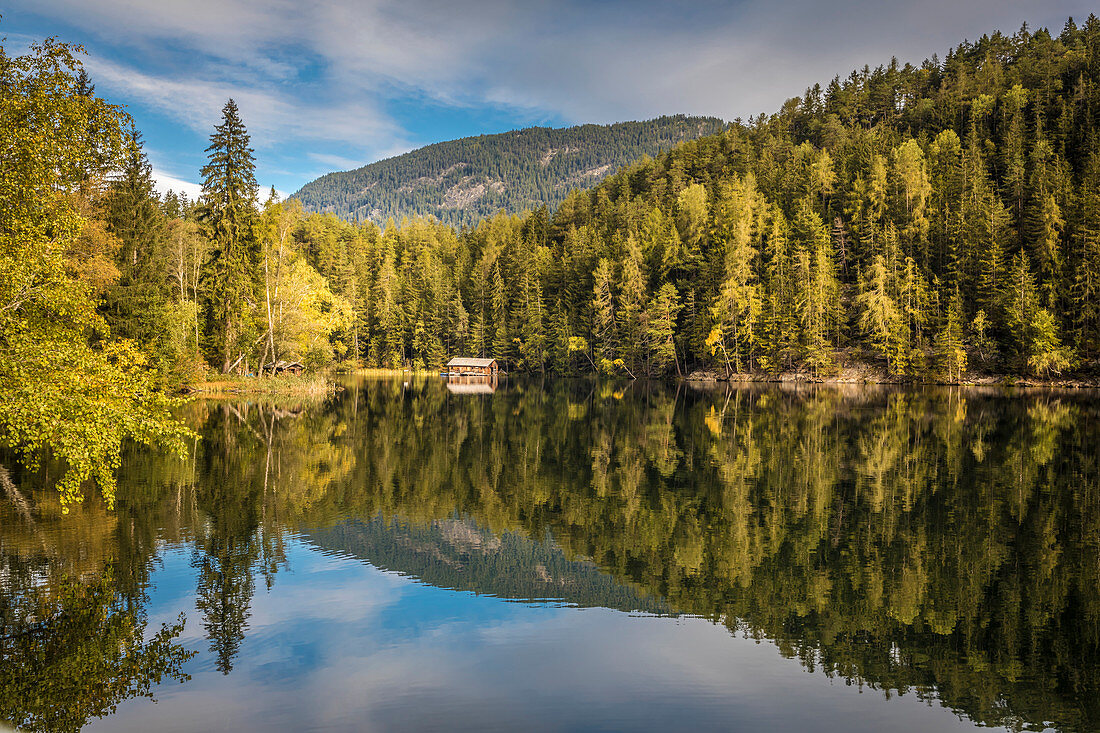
<box><xmin>199</xmin><ymin>99</ymin><xmax>259</xmax><ymax>372</ymax></box>
<box><xmin>490</xmin><ymin>261</ymin><xmax>510</xmax><ymax>364</ymax></box>
<box><xmin>102</xmin><ymin>127</ymin><xmax>169</xmax><ymax>366</ymax></box>
<box><xmin>591</xmin><ymin>258</ymin><xmax>617</xmax><ymax>369</ymax></box>
<box><xmin>935</xmin><ymin>289</ymin><xmax>967</xmax><ymax>382</ymax></box>
<box><xmin>1072</xmin><ymin>150</ymin><xmax>1100</xmax><ymax>358</ymax></box>
<box><xmin>647</xmin><ymin>283</ymin><xmax>682</xmax><ymax>376</ymax></box>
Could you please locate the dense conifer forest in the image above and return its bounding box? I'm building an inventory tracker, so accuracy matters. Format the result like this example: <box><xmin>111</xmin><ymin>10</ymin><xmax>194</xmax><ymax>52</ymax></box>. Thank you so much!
<box><xmin>292</xmin><ymin>116</ymin><xmax>726</xmax><ymax>226</ymax></box>
<box><xmin>285</xmin><ymin>17</ymin><xmax>1100</xmax><ymax>382</ymax></box>
<box><xmin>6</xmin><ymin>18</ymin><xmax>1100</xmax><ymax>505</ymax></box>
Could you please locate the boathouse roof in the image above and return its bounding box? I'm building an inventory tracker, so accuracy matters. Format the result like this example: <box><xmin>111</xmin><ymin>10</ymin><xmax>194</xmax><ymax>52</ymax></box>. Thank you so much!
<box><xmin>446</xmin><ymin>357</ymin><xmax>497</xmax><ymax>368</ymax></box>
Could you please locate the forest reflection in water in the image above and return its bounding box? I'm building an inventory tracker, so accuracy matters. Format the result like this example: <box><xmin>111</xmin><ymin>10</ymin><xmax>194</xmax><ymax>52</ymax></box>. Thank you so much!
<box><xmin>1</xmin><ymin>377</ymin><xmax>1099</xmax><ymax>732</ymax></box>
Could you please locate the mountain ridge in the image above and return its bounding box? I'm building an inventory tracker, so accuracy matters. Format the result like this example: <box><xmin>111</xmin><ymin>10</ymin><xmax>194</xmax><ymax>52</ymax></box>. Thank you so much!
<box><xmin>292</xmin><ymin>115</ymin><xmax>726</xmax><ymax>226</ymax></box>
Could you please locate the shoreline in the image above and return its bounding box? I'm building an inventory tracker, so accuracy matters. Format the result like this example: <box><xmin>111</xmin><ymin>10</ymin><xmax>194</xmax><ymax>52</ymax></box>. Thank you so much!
<box><xmin>178</xmin><ymin>366</ymin><xmax>1100</xmax><ymax>395</ymax></box>
<box><xmin>180</xmin><ymin>373</ymin><xmax>342</xmax><ymax>396</ymax></box>
<box><xmin>681</xmin><ymin>367</ymin><xmax>1100</xmax><ymax>390</ymax></box>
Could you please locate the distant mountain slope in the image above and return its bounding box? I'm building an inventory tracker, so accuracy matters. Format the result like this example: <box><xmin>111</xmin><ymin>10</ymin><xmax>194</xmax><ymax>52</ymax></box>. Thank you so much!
<box><xmin>293</xmin><ymin>115</ymin><xmax>726</xmax><ymax>226</ymax></box>
<box><xmin>302</xmin><ymin>515</ymin><xmax>671</xmax><ymax>613</ymax></box>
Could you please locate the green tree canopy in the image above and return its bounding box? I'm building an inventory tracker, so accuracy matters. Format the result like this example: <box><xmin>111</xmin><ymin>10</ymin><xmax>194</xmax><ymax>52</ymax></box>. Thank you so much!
<box><xmin>0</xmin><ymin>39</ymin><xmax>192</xmax><ymax>509</ymax></box>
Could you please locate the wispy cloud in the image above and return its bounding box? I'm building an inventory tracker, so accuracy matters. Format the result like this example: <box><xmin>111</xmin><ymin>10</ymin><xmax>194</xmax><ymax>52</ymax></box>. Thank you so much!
<box><xmin>83</xmin><ymin>54</ymin><xmax>403</xmax><ymax>152</ymax></box>
<box><xmin>28</xmin><ymin>0</ymin><xmax>1096</xmax><ymax>120</ymax></box>
<box><xmin>8</xmin><ymin>0</ymin><xmax>1093</xmax><ymax>192</ymax></box>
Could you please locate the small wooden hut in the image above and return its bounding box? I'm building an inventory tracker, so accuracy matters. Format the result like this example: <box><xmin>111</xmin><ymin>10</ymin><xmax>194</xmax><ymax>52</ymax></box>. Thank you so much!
<box><xmin>264</xmin><ymin>360</ymin><xmax>304</xmax><ymax>375</ymax></box>
<box><xmin>444</xmin><ymin>357</ymin><xmax>499</xmax><ymax>377</ymax></box>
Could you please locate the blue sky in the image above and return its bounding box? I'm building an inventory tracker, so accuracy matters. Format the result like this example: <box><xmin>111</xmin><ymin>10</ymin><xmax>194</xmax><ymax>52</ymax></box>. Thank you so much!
<box><xmin>3</xmin><ymin>0</ymin><xmax>1093</xmax><ymax>200</ymax></box>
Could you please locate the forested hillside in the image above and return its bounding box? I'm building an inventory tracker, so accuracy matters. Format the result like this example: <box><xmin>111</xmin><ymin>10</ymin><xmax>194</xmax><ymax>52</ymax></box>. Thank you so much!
<box><xmin>292</xmin><ymin>116</ymin><xmax>726</xmax><ymax>226</ymax></box>
<box><xmin>281</xmin><ymin>17</ymin><xmax>1100</xmax><ymax>381</ymax></box>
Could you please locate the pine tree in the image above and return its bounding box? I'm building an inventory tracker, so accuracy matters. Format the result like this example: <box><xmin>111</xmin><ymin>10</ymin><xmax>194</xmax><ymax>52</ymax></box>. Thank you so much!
<box><xmin>975</xmin><ymin>189</ymin><xmax>1012</xmax><ymax>317</ymax></box>
<box><xmin>199</xmin><ymin>99</ymin><xmax>259</xmax><ymax>372</ymax></box>
<box><xmin>591</xmin><ymin>258</ymin><xmax>617</xmax><ymax>369</ymax></box>
<box><xmin>935</xmin><ymin>289</ymin><xmax>967</xmax><ymax>382</ymax></box>
<box><xmin>616</xmin><ymin>238</ymin><xmax>648</xmax><ymax>372</ymax></box>
<box><xmin>891</xmin><ymin>139</ymin><xmax>931</xmax><ymax>264</ymax></box>
<box><xmin>928</xmin><ymin>129</ymin><xmax>965</xmax><ymax>281</ymax></box>
<box><xmin>1001</xmin><ymin>85</ymin><xmax>1029</xmax><ymax>238</ymax></box>
<box><xmin>900</xmin><ymin>256</ymin><xmax>931</xmax><ymax>368</ymax></box>
<box><xmin>376</xmin><ymin>232</ymin><xmax>404</xmax><ymax>367</ymax></box>
<box><xmin>490</xmin><ymin>261</ymin><xmax>511</xmax><ymax>364</ymax></box>
<box><xmin>102</xmin><ymin>127</ymin><xmax>170</xmax><ymax>368</ymax></box>
<box><xmin>647</xmin><ymin>283</ymin><xmax>682</xmax><ymax>376</ymax></box>
<box><xmin>1072</xmin><ymin>150</ymin><xmax>1100</xmax><ymax>358</ymax></box>
<box><xmin>520</xmin><ymin>273</ymin><xmax>547</xmax><ymax>371</ymax></box>
<box><xmin>548</xmin><ymin>300</ymin><xmax>573</xmax><ymax>373</ymax></box>
<box><xmin>709</xmin><ymin>176</ymin><xmax>762</xmax><ymax>372</ymax></box>
<box><xmin>1004</xmin><ymin>252</ymin><xmax>1041</xmax><ymax>370</ymax></box>
<box><xmin>858</xmin><ymin>254</ymin><xmax>906</xmax><ymax>375</ymax></box>
<box><xmin>759</xmin><ymin>208</ymin><xmax>798</xmax><ymax>373</ymax></box>
<box><xmin>1028</xmin><ymin>307</ymin><xmax>1073</xmax><ymax>376</ymax></box>
<box><xmin>1024</xmin><ymin>133</ymin><xmax>1068</xmax><ymax>308</ymax></box>
<box><xmin>793</xmin><ymin>202</ymin><xmax>839</xmax><ymax>375</ymax></box>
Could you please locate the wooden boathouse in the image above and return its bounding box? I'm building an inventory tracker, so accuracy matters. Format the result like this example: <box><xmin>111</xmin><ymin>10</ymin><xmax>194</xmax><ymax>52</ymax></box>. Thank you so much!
<box><xmin>444</xmin><ymin>357</ymin><xmax>500</xmax><ymax>377</ymax></box>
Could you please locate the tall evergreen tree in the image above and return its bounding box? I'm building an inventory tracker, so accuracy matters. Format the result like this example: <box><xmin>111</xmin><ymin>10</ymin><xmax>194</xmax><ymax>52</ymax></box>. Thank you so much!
<box><xmin>647</xmin><ymin>283</ymin><xmax>682</xmax><ymax>376</ymax></box>
<box><xmin>1073</xmin><ymin>149</ymin><xmax>1100</xmax><ymax>358</ymax></box>
<box><xmin>102</xmin><ymin>127</ymin><xmax>170</xmax><ymax>366</ymax></box>
<box><xmin>199</xmin><ymin>99</ymin><xmax>259</xmax><ymax>372</ymax></box>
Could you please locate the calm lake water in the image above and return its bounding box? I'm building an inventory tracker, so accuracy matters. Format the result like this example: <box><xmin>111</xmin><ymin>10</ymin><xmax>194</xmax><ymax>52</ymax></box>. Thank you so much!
<box><xmin>2</xmin><ymin>377</ymin><xmax>1099</xmax><ymax>732</ymax></box>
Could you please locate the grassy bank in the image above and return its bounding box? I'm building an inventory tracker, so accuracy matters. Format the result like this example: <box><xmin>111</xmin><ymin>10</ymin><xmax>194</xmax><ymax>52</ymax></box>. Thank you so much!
<box><xmin>181</xmin><ymin>372</ymin><xmax>341</xmax><ymax>396</ymax></box>
<box><xmin>354</xmin><ymin>368</ymin><xmax>442</xmax><ymax>378</ymax></box>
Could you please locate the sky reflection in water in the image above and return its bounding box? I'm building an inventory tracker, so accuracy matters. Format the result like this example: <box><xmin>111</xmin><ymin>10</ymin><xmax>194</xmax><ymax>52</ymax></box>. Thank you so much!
<box><xmin>96</xmin><ymin>538</ymin><xmax>990</xmax><ymax>733</ymax></box>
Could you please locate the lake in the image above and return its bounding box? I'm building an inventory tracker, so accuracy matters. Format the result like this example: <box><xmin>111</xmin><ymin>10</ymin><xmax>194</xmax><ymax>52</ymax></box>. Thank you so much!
<box><xmin>2</xmin><ymin>377</ymin><xmax>1098</xmax><ymax>732</ymax></box>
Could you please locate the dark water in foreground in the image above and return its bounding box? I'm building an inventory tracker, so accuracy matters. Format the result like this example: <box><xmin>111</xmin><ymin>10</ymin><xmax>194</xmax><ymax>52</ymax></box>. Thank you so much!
<box><xmin>2</xmin><ymin>377</ymin><xmax>1099</xmax><ymax>732</ymax></box>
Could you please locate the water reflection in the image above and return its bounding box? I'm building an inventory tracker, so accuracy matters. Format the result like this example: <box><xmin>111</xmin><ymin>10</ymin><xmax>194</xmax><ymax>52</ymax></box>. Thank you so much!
<box><xmin>304</xmin><ymin>515</ymin><xmax>669</xmax><ymax>613</ymax></box>
<box><xmin>444</xmin><ymin>374</ymin><xmax>500</xmax><ymax>394</ymax></box>
<box><xmin>0</xmin><ymin>468</ymin><xmax>193</xmax><ymax>732</ymax></box>
<box><xmin>1</xmin><ymin>378</ymin><xmax>1099</xmax><ymax>731</ymax></box>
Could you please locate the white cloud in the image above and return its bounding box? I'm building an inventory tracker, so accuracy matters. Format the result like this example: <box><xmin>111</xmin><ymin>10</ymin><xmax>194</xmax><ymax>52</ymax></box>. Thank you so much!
<box><xmin>264</xmin><ymin>186</ymin><xmax>292</xmax><ymax>202</ymax></box>
<box><xmin>83</xmin><ymin>55</ymin><xmax>403</xmax><ymax>152</ymax></box>
<box><xmin>41</xmin><ymin>1</ymin><xmax>1096</xmax><ymax>117</ymax></box>
<box><xmin>152</xmin><ymin>168</ymin><xmax>203</xmax><ymax>201</ymax></box>
<box><xmin>151</xmin><ymin>169</ymin><xmax>287</xmax><ymax>204</ymax></box>
<box><xmin>10</xmin><ymin>0</ymin><xmax>1094</xmax><ymax>182</ymax></box>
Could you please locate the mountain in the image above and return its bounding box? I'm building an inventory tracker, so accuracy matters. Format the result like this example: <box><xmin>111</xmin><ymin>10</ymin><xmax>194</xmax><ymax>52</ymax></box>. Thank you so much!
<box><xmin>302</xmin><ymin>515</ymin><xmax>671</xmax><ymax>613</ymax></box>
<box><xmin>292</xmin><ymin>115</ymin><xmax>726</xmax><ymax>226</ymax></box>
